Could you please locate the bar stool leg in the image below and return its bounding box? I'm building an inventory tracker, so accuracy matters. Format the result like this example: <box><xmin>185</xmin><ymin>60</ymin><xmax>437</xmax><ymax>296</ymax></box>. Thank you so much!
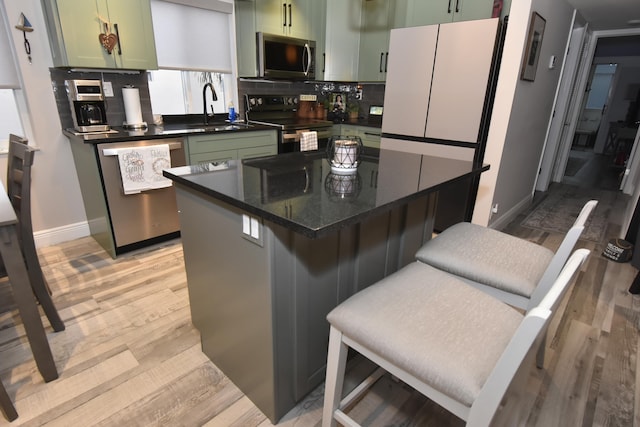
<box><xmin>0</xmin><ymin>226</ymin><xmax>58</xmax><ymax>382</ymax></box>
<box><xmin>0</xmin><ymin>379</ymin><xmax>17</xmax><ymax>421</ymax></box>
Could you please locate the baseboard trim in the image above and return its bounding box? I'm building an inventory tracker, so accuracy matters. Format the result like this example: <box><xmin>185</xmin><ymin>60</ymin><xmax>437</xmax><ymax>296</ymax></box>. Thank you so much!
<box><xmin>34</xmin><ymin>221</ymin><xmax>90</xmax><ymax>249</ymax></box>
<box><xmin>489</xmin><ymin>195</ymin><xmax>533</xmax><ymax>231</ymax></box>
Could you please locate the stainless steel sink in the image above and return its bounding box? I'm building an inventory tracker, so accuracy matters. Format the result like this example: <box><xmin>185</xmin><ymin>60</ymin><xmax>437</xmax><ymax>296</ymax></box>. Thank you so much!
<box><xmin>160</xmin><ymin>122</ymin><xmax>253</xmax><ymax>134</ymax></box>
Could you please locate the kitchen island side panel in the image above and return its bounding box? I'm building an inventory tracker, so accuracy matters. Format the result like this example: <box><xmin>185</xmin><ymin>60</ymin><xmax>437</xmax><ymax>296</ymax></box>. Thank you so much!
<box><xmin>174</xmin><ymin>183</ymin><xmax>439</xmax><ymax>423</ymax></box>
<box><xmin>175</xmin><ymin>185</ymin><xmax>279</xmax><ymax>421</ymax></box>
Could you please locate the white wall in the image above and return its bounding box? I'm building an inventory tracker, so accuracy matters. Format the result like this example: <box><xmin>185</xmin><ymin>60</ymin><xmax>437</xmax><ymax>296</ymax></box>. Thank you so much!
<box><xmin>2</xmin><ymin>0</ymin><xmax>89</xmax><ymax>245</ymax></box>
<box><xmin>474</xmin><ymin>0</ymin><xmax>575</xmax><ymax>227</ymax></box>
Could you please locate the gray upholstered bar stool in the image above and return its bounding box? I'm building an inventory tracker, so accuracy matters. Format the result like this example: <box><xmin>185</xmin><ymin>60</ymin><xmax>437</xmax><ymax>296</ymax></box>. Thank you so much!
<box><xmin>414</xmin><ymin>200</ymin><xmax>597</xmax><ymax>312</ymax></box>
<box><xmin>322</xmin><ymin>249</ymin><xmax>590</xmax><ymax>427</ymax></box>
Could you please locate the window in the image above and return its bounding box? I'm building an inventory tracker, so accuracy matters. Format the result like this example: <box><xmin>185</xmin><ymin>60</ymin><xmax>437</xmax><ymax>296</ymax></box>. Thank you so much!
<box><xmin>148</xmin><ymin>70</ymin><xmax>232</xmax><ymax>115</ymax></box>
<box><xmin>147</xmin><ymin>1</ymin><xmax>237</xmax><ymax>117</ymax></box>
<box><xmin>0</xmin><ymin>90</ymin><xmax>24</xmax><ymax>149</ymax></box>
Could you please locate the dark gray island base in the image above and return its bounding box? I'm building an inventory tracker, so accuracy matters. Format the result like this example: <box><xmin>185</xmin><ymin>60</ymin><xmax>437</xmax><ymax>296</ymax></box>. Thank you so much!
<box><xmin>163</xmin><ymin>149</ymin><xmax>489</xmax><ymax>423</ymax></box>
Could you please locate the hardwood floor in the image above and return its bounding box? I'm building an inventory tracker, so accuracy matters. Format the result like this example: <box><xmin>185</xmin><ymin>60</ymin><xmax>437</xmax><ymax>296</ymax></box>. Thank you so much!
<box><xmin>0</xmin><ymin>185</ymin><xmax>637</xmax><ymax>426</ymax></box>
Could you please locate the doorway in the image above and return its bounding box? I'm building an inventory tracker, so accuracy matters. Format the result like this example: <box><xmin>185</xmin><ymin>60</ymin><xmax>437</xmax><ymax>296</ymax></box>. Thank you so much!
<box><xmin>539</xmin><ymin>27</ymin><xmax>640</xmax><ymax>237</ymax></box>
<box><xmin>564</xmin><ymin>63</ymin><xmax>621</xmax><ymax>191</ymax></box>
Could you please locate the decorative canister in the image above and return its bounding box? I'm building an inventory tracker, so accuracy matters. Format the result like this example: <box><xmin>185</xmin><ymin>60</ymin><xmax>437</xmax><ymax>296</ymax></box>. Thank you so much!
<box><xmin>326</xmin><ymin>135</ymin><xmax>363</xmax><ymax>174</ymax></box>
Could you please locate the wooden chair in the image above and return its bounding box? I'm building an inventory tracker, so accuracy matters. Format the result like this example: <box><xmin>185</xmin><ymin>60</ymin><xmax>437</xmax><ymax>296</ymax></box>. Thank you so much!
<box><xmin>7</xmin><ymin>135</ymin><xmax>64</xmax><ymax>331</ymax></box>
<box><xmin>322</xmin><ymin>249</ymin><xmax>590</xmax><ymax>427</ymax></box>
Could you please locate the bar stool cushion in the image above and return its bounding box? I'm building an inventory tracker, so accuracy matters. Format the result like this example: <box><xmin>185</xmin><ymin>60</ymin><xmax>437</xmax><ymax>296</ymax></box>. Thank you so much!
<box><xmin>415</xmin><ymin>222</ymin><xmax>554</xmax><ymax>298</ymax></box>
<box><xmin>327</xmin><ymin>261</ymin><xmax>523</xmax><ymax>406</ymax></box>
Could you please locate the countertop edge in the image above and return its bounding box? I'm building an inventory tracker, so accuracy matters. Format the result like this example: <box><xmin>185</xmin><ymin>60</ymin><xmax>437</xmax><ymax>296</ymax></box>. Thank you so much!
<box><xmin>164</xmin><ymin>163</ymin><xmax>490</xmax><ymax>239</ymax></box>
<box><xmin>63</xmin><ymin>124</ymin><xmax>278</xmax><ymax>144</ymax></box>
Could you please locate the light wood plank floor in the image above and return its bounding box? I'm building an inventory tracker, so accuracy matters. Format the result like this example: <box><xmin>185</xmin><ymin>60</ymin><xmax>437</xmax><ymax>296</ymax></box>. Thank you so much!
<box><xmin>0</xmin><ymin>183</ymin><xmax>637</xmax><ymax>426</ymax></box>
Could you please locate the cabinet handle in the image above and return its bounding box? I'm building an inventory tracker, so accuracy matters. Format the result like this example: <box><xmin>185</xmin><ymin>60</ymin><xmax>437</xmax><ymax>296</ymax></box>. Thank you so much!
<box><xmin>447</xmin><ymin>0</ymin><xmax>452</xmax><ymax>13</ymax></box>
<box><xmin>323</xmin><ymin>52</ymin><xmax>326</xmax><ymax>72</ymax></box>
<box><xmin>455</xmin><ymin>0</ymin><xmax>460</xmax><ymax>13</ymax></box>
<box><xmin>283</xmin><ymin>3</ymin><xmax>287</xmax><ymax>27</ymax></box>
<box><xmin>379</xmin><ymin>52</ymin><xmax>384</xmax><ymax>73</ymax></box>
<box><xmin>384</xmin><ymin>52</ymin><xmax>388</xmax><ymax>72</ymax></box>
<box><xmin>288</xmin><ymin>4</ymin><xmax>292</xmax><ymax>27</ymax></box>
<box><xmin>114</xmin><ymin>23</ymin><xmax>122</xmax><ymax>55</ymax></box>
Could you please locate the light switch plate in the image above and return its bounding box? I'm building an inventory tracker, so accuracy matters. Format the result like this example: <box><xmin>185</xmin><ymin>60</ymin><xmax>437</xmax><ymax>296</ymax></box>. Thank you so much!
<box><xmin>102</xmin><ymin>81</ymin><xmax>114</xmax><ymax>97</ymax></box>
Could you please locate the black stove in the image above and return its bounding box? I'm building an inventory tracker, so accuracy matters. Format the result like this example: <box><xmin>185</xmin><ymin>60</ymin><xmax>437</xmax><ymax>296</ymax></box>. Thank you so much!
<box><xmin>245</xmin><ymin>94</ymin><xmax>332</xmax><ymax>153</ymax></box>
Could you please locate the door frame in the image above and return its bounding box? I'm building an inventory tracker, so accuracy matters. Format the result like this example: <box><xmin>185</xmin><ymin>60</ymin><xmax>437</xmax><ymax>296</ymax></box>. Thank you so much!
<box><xmin>537</xmin><ymin>25</ymin><xmax>640</xmax><ymax>192</ymax></box>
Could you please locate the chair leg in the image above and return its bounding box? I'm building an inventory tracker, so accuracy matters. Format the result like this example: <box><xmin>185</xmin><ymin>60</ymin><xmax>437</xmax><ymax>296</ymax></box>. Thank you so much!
<box><xmin>0</xmin><ymin>379</ymin><xmax>17</xmax><ymax>421</ymax></box>
<box><xmin>536</xmin><ymin>331</ymin><xmax>548</xmax><ymax>369</ymax></box>
<box><xmin>25</xmin><ymin>265</ymin><xmax>64</xmax><ymax>332</ymax></box>
<box><xmin>322</xmin><ymin>326</ymin><xmax>349</xmax><ymax>427</ymax></box>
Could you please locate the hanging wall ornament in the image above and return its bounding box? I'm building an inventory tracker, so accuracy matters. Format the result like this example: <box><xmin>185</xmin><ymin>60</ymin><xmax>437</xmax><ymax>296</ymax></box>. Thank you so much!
<box><xmin>97</xmin><ymin>15</ymin><xmax>118</xmax><ymax>54</ymax></box>
<box><xmin>15</xmin><ymin>13</ymin><xmax>33</xmax><ymax>63</ymax></box>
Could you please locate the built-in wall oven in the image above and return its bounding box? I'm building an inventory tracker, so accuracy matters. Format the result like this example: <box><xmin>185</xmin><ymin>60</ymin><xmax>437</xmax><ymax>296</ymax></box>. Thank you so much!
<box><xmin>245</xmin><ymin>94</ymin><xmax>332</xmax><ymax>153</ymax></box>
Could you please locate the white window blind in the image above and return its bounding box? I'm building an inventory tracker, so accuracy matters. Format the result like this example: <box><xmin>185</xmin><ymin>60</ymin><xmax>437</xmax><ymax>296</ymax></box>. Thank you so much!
<box><xmin>0</xmin><ymin>11</ymin><xmax>20</xmax><ymax>88</ymax></box>
<box><xmin>150</xmin><ymin>0</ymin><xmax>232</xmax><ymax>73</ymax></box>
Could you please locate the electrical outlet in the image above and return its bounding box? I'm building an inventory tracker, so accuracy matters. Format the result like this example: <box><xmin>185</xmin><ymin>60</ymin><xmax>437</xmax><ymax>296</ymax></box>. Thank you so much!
<box><xmin>491</xmin><ymin>203</ymin><xmax>499</xmax><ymax>214</ymax></box>
<box><xmin>355</xmin><ymin>89</ymin><xmax>363</xmax><ymax>100</ymax></box>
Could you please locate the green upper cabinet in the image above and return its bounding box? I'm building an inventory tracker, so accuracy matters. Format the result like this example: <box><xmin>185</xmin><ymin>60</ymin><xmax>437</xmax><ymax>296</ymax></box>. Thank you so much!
<box><xmin>42</xmin><ymin>0</ymin><xmax>158</xmax><ymax>70</ymax></box>
<box><xmin>235</xmin><ymin>0</ymin><xmax>326</xmax><ymax>78</ymax></box>
<box><xmin>255</xmin><ymin>0</ymin><xmax>315</xmax><ymax>39</ymax></box>
<box><xmin>400</xmin><ymin>0</ymin><xmax>494</xmax><ymax>27</ymax></box>
<box><xmin>357</xmin><ymin>0</ymin><xmax>404</xmax><ymax>82</ymax></box>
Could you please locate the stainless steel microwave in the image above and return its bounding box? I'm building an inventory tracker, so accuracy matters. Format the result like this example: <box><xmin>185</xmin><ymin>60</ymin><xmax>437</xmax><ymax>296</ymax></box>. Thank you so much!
<box><xmin>257</xmin><ymin>32</ymin><xmax>315</xmax><ymax>80</ymax></box>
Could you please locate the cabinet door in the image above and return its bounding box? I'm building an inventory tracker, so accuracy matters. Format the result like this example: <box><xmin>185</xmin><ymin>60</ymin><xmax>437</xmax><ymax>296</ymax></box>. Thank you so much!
<box><xmin>323</xmin><ymin>0</ymin><xmax>362</xmax><ymax>81</ymax></box>
<box><xmin>453</xmin><ymin>0</ymin><xmax>493</xmax><ymax>22</ymax></box>
<box><xmin>425</xmin><ymin>18</ymin><xmax>498</xmax><ymax>143</ymax></box>
<box><xmin>255</xmin><ymin>0</ymin><xmax>287</xmax><ymax>35</ymax></box>
<box><xmin>358</xmin><ymin>0</ymin><xmax>395</xmax><ymax>82</ymax></box>
<box><xmin>55</xmin><ymin>0</ymin><xmax>117</xmax><ymax>68</ymax></box>
<box><xmin>381</xmin><ymin>25</ymin><xmax>438</xmax><ymax>137</ymax></box>
<box><xmin>108</xmin><ymin>0</ymin><xmax>158</xmax><ymax>69</ymax></box>
<box><xmin>403</xmin><ymin>0</ymin><xmax>452</xmax><ymax>26</ymax></box>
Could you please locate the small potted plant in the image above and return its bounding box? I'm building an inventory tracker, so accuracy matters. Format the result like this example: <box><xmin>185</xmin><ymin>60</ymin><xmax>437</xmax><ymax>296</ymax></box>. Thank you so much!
<box><xmin>347</xmin><ymin>102</ymin><xmax>359</xmax><ymax>120</ymax></box>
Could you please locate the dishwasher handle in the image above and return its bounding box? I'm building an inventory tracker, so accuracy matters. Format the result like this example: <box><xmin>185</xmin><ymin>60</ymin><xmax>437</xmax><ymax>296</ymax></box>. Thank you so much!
<box><xmin>102</xmin><ymin>141</ymin><xmax>183</xmax><ymax>156</ymax></box>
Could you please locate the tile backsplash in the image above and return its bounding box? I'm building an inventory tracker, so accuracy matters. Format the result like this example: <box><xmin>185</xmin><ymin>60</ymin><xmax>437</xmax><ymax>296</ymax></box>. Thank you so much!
<box><xmin>50</xmin><ymin>68</ymin><xmax>154</xmax><ymax>130</ymax></box>
<box><xmin>237</xmin><ymin>79</ymin><xmax>385</xmax><ymax>121</ymax></box>
<box><xmin>50</xmin><ymin>68</ymin><xmax>386</xmax><ymax>130</ymax></box>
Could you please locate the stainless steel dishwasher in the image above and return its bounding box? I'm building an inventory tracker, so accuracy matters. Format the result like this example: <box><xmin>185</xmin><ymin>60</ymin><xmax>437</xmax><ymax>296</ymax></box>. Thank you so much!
<box><xmin>96</xmin><ymin>138</ymin><xmax>186</xmax><ymax>254</ymax></box>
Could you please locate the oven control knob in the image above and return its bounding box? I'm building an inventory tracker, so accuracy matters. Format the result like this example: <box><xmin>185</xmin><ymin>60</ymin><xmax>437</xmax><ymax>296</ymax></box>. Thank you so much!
<box><xmin>257</xmin><ymin>97</ymin><xmax>263</xmax><ymax>105</ymax></box>
<box><xmin>249</xmin><ymin>97</ymin><xmax>256</xmax><ymax>106</ymax></box>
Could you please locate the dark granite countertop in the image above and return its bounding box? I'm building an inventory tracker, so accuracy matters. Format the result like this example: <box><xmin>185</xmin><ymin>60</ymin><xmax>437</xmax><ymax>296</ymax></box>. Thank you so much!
<box><xmin>62</xmin><ymin>122</ymin><xmax>277</xmax><ymax>144</ymax></box>
<box><xmin>163</xmin><ymin>149</ymin><xmax>489</xmax><ymax>239</ymax></box>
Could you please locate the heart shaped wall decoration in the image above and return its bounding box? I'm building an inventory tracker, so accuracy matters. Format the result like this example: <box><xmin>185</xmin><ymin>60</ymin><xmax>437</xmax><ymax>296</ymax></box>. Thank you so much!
<box><xmin>99</xmin><ymin>32</ymin><xmax>118</xmax><ymax>54</ymax></box>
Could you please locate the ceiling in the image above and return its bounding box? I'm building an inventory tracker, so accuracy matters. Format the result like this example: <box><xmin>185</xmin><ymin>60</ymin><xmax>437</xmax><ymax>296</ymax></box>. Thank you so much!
<box><xmin>567</xmin><ymin>0</ymin><xmax>640</xmax><ymax>31</ymax></box>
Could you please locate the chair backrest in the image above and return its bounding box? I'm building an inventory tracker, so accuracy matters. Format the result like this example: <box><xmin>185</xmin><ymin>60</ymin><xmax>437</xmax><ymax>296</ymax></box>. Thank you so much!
<box><xmin>7</xmin><ymin>134</ymin><xmax>36</xmax><ymax>248</ymax></box>
<box><xmin>468</xmin><ymin>248</ymin><xmax>590</xmax><ymax>426</ymax></box>
<box><xmin>528</xmin><ymin>200</ymin><xmax>597</xmax><ymax>310</ymax></box>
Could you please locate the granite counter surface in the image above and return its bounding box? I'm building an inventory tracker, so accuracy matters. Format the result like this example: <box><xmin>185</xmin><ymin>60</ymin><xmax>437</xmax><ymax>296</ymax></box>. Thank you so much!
<box><xmin>163</xmin><ymin>149</ymin><xmax>489</xmax><ymax>239</ymax></box>
<box><xmin>63</xmin><ymin>123</ymin><xmax>276</xmax><ymax>144</ymax></box>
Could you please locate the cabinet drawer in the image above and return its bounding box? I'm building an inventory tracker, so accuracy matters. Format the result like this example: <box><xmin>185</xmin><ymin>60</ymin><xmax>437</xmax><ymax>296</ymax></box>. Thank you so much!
<box><xmin>188</xmin><ymin>131</ymin><xmax>277</xmax><ymax>154</ymax></box>
<box><xmin>190</xmin><ymin>150</ymin><xmax>237</xmax><ymax>165</ymax></box>
<box><xmin>239</xmin><ymin>145</ymin><xmax>278</xmax><ymax>160</ymax></box>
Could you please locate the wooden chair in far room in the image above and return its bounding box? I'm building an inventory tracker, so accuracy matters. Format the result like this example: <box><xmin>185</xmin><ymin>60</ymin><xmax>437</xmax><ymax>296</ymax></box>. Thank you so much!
<box><xmin>322</xmin><ymin>249</ymin><xmax>590</xmax><ymax>427</ymax></box>
<box><xmin>6</xmin><ymin>134</ymin><xmax>64</xmax><ymax>332</ymax></box>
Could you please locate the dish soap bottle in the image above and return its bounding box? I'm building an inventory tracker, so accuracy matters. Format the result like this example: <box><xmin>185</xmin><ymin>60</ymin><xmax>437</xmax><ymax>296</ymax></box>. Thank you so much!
<box><xmin>228</xmin><ymin>102</ymin><xmax>237</xmax><ymax>122</ymax></box>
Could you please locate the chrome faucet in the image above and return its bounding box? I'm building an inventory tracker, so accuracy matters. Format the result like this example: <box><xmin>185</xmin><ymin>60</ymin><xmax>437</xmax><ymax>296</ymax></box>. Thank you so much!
<box><xmin>202</xmin><ymin>82</ymin><xmax>218</xmax><ymax>125</ymax></box>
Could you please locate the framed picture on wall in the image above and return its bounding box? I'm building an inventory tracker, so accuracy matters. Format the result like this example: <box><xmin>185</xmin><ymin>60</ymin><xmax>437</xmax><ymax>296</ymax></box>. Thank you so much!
<box><xmin>520</xmin><ymin>12</ymin><xmax>546</xmax><ymax>82</ymax></box>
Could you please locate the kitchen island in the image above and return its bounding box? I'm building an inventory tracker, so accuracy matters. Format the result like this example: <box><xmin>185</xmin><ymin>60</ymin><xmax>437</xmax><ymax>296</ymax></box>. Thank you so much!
<box><xmin>163</xmin><ymin>149</ymin><xmax>489</xmax><ymax>423</ymax></box>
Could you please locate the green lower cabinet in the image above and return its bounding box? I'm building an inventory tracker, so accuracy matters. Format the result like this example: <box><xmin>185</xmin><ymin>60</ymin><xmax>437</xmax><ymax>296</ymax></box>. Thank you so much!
<box><xmin>334</xmin><ymin>125</ymin><xmax>381</xmax><ymax>149</ymax></box>
<box><xmin>187</xmin><ymin>130</ymin><xmax>278</xmax><ymax>166</ymax></box>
